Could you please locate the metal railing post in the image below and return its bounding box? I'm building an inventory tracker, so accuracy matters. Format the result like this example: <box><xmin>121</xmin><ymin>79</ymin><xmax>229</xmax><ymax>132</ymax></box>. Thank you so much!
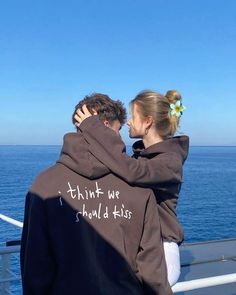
<box><xmin>1</xmin><ymin>253</ymin><xmax>10</xmax><ymax>295</ymax></box>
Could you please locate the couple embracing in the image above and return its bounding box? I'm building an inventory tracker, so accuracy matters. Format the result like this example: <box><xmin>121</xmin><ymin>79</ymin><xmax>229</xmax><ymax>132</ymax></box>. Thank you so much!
<box><xmin>21</xmin><ymin>90</ymin><xmax>189</xmax><ymax>295</ymax></box>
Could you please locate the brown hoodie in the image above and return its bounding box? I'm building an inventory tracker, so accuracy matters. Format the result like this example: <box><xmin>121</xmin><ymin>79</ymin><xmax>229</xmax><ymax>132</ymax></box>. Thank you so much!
<box><xmin>20</xmin><ymin>131</ymin><xmax>172</xmax><ymax>295</ymax></box>
<box><xmin>77</xmin><ymin>116</ymin><xmax>189</xmax><ymax>245</ymax></box>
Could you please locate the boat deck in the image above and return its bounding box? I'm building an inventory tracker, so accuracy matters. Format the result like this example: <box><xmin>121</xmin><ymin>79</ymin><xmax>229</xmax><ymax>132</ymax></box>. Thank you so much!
<box><xmin>1</xmin><ymin>238</ymin><xmax>236</xmax><ymax>294</ymax></box>
<box><xmin>179</xmin><ymin>238</ymin><xmax>236</xmax><ymax>294</ymax></box>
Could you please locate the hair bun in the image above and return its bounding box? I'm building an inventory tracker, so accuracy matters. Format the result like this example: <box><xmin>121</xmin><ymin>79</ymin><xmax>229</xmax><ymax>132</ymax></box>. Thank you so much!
<box><xmin>165</xmin><ymin>90</ymin><xmax>181</xmax><ymax>104</ymax></box>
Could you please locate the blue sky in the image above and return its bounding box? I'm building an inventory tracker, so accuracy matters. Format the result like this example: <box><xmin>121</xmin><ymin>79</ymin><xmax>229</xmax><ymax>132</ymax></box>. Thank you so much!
<box><xmin>0</xmin><ymin>0</ymin><xmax>236</xmax><ymax>145</ymax></box>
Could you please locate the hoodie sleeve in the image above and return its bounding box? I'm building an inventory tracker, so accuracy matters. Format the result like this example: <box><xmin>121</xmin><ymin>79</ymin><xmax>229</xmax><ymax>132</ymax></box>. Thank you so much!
<box><xmin>136</xmin><ymin>192</ymin><xmax>173</xmax><ymax>295</ymax></box>
<box><xmin>20</xmin><ymin>192</ymin><xmax>55</xmax><ymax>294</ymax></box>
<box><xmin>58</xmin><ymin>132</ymin><xmax>110</xmax><ymax>179</ymax></box>
<box><xmin>79</xmin><ymin>116</ymin><xmax>182</xmax><ymax>188</ymax></box>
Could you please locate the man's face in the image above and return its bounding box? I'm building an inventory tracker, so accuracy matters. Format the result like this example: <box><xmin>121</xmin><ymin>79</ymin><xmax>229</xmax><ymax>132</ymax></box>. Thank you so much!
<box><xmin>106</xmin><ymin>119</ymin><xmax>121</xmax><ymax>135</ymax></box>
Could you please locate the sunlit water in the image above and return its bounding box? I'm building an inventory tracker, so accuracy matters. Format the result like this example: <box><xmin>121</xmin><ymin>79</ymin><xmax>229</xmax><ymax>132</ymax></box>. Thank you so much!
<box><xmin>1</xmin><ymin>145</ymin><xmax>236</xmax><ymax>294</ymax></box>
<box><xmin>1</xmin><ymin>145</ymin><xmax>236</xmax><ymax>244</ymax></box>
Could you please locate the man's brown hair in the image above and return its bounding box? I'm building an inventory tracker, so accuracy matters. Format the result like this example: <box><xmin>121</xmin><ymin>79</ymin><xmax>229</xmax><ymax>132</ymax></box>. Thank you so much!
<box><xmin>72</xmin><ymin>93</ymin><xmax>127</xmax><ymax>126</ymax></box>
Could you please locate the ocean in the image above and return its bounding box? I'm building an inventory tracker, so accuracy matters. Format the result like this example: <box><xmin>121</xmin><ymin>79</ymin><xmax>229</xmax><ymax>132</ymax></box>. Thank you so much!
<box><xmin>0</xmin><ymin>145</ymin><xmax>236</xmax><ymax>245</ymax></box>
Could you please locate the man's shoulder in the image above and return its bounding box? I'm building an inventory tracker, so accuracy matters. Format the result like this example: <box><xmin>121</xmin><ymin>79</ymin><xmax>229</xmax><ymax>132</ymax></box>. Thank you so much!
<box><xmin>33</xmin><ymin>163</ymin><xmax>62</xmax><ymax>182</ymax></box>
<box><xmin>29</xmin><ymin>163</ymin><xmax>64</xmax><ymax>198</ymax></box>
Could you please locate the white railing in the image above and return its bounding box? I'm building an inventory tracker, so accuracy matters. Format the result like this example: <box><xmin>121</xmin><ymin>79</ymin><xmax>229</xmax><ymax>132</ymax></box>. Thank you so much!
<box><xmin>172</xmin><ymin>273</ymin><xmax>236</xmax><ymax>293</ymax></box>
<box><xmin>0</xmin><ymin>245</ymin><xmax>21</xmax><ymax>295</ymax></box>
<box><xmin>1</xmin><ymin>246</ymin><xmax>236</xmax><ymax>294</ymax></box>
<box><xmin>0</xmin><ymin>214</ymin><xmax>23</xmax><ymax>228</ymax></box>
<box><xmin>1</xmin><ymin>214</ymin><xmax>236</xmax><ymax>294</ymax></box>
<box><xmin>0</xmin><ymin>214</ymin><xmax>22</xmax><ymax>294</ymax></box>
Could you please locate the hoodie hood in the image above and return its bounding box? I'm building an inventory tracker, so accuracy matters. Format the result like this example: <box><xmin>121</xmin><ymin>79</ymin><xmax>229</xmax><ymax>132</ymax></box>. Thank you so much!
<box><xmin>132</xmin><ymin>135</ymin><xmax>189</xmax><ymax>162</ymax></box>
<box><xmin>57</xmin><ymin>132</ymin><xmax>110</xmax><ymax>179</ymax></box>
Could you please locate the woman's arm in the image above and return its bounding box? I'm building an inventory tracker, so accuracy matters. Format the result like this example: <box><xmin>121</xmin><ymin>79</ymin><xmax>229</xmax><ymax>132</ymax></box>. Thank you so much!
<box><xmin>79</xmin><ymin>116</ymin><xmax>182</xmax><ymax>188</ymax></box>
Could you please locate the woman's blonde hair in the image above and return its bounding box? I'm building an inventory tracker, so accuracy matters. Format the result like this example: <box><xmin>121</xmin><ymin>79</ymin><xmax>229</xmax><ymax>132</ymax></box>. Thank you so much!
<box><xmin>130</xmin><ymin>90</ymin><xmax>182</xmax><ymax>138</ymax></box>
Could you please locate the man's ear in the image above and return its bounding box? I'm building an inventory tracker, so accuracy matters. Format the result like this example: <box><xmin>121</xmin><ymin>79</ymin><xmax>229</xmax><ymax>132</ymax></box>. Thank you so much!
<box><xmin>103</xmin><ymin>120</ymin><xmax>110</xmax><ymax>127</ymax></box>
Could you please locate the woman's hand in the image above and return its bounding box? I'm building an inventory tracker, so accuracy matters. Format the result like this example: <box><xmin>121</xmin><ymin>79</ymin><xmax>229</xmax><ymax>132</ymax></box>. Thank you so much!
<box><xmin>74</xmin><ymin>105</ymin><xmax>97</xmax><ymax>127</ymax></box>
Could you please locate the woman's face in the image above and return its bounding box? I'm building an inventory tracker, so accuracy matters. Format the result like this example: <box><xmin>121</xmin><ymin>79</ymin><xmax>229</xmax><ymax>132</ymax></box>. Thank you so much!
<box><xmin>127</xmin><ymin>103</ymin><xmax>147</xmax><ymax>138</ymax></box>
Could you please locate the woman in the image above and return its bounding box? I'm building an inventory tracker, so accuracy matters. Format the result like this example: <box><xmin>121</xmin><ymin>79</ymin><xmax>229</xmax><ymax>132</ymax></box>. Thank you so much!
<box><xmin>75</xmin><ymin>90</ymin><xmax>189</xmax><ymax>286</ymax></box>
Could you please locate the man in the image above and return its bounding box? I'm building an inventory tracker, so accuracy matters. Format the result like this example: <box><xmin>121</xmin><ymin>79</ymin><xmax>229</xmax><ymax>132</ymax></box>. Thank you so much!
<box><xmin>20</xmin><ymin>93</ymin><xmax>172</xmax><ymax>295</ymax></box>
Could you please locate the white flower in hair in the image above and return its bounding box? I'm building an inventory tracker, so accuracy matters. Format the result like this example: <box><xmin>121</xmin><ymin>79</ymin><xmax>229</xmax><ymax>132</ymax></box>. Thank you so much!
<box><xmin>170</xmin><ymin>100</ymin><xmax>186</xmax><ymax>117</ymax></box>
